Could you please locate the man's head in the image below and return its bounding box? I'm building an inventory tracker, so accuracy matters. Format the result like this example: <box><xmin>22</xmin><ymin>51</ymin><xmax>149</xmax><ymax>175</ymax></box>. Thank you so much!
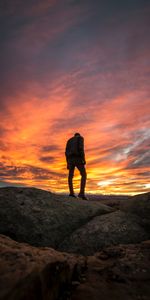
<box><xmin>74</xmin><ymin>132</ymin><xmax>80</xmax><ymax>137</ymax></box>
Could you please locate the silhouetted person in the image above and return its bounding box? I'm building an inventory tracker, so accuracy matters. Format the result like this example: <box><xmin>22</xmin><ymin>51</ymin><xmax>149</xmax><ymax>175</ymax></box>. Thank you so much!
<box><xmin>65</xmin><ymin>133</ymin><xmax>87</xmax><ymax>200</ymax></box>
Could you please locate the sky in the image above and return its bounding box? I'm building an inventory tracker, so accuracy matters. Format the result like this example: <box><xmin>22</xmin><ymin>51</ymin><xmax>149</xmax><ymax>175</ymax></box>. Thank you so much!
<box><xmin>0</xmin><ymin>0</ymin><xmax>150</xmax><ymax>195</ymax></box>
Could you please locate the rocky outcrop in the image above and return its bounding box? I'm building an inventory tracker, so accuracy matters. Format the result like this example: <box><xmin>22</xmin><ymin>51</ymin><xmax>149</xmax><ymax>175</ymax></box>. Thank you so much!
<box><xmin>120</xmin><ymin>192</ymin><xmax>150</xmax><ymax>231</ymax></box>
<box><xmin>0</xmin><ymin>234</ymin><xmax>86</xmax><ymax>300</ymax></box>
<box><xmin>72</xmin><ymin>241</ymin><xmax>150</xmax><ymax>300</ymax></box>
<box><xmin>0</xmin><ymin>234</ymin><xmax>150</xmax><ymax>300</ymax></box>
<box><xmin>0</xmin><ymin>188</ymin><xmax>150</xmax><ymax>256</ymax></box>
<box><xmin>59</xmin><ymin>210</ymin><xmax>149</xmax><ymax>255</ymax></box>
<box><xmin>0</xmin><ymin>188</ymin><xmax>150</xmax><ymax>300</ymax></box>
<box><xmin>59</xmin><ymin>192</ymin><xmax>150</xmax><ymax>255</ymax></box>
<box><xmin>0</xmin><ymin>187</ymin><xmax>112</xmax><ymax>249</ymax></box>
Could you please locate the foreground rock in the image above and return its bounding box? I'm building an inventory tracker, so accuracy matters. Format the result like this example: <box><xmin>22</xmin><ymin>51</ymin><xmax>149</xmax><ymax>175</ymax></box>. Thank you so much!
<box><xmin>0</xmin><ymin>188</ymin><xmax>149</xmax><ymax>256</ymax></box>
<box><xmin>60</xmin><ymin>210</ymin><xmax>149</xmax><ymax>255</ymax></box>
<box><xmin>0</xmin><ymin>234</ymin><xmax>86</xmax><ymax>300</ymax></box>
<box><xmin>0</xmin><ymin>235</ymin><xmax>150</xmax><ymax>300</ymax></box>
<box><xmin>59</xmin><ymin>192</ymin><xmax>150</xmax><ymax>255</ymax></box>
<box><xmin>0</xmin><ymin>187</ymin><xmax>112</xmax><ymax>249</ymax></box>
<box><xmin>72</xmin><ymin>241</ymin><xmax>150</xmax><ymax>300</ymax></box>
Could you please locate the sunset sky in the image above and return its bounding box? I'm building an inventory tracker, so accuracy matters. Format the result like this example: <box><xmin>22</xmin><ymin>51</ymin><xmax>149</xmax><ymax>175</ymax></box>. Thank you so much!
<box><xmin>0</xmin><ymin>0</ymin><xmax>150</xmax><ymax>195</ymax></box>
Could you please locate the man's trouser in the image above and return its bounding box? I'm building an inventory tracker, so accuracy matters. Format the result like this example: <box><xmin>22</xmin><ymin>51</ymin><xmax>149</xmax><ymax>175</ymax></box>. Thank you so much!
<box><xmin>68</xmin><ymin>158</ymin><xmax>86</xmax><ymax>195</ymax></box>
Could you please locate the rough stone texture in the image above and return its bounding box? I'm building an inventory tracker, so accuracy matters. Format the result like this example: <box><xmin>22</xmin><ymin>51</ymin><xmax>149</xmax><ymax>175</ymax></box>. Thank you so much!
<box><xmin>71</xmin><ymin>241</ymin><xmax>150</xmax><ymax>300</ymax></box>
<box><xmin>0</xmin><ymin>187</ymin><xmax>112</xmax><ymax>249</ymax></box>
<box><xmin>59</xmin><ymin>210</ymin><xmax>150</xmax><ymax>255</ymax></box>
<box><xmin>0</xmin><ymin>234</ymin><xmax>86</xmax><ymax>300</ymax></box>
<box><xmin>0</xmin><ymin>235</ymin><xmax>150</xmax><ymax>300</ymax></box>
<box><xmin>0</xmin><ymin>188</ymin><xmax>150</xmax><ymax>256</ymax></box>
<box><xmin>0</xmin><ymin>188</ymin><xmax>150</xmax><ymax>299</ymax></box>
<box><xmin>120</xmin><ymin>192</ymin><xmax>150</xmax><ymax>231</ymax></box>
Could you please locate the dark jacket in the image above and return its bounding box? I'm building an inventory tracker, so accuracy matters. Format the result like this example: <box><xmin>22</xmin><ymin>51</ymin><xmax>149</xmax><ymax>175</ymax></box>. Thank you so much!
<box><xmin>65</xmin><ymin>135</ymin><xmax>85</xmax><ymax>163</ymax></box>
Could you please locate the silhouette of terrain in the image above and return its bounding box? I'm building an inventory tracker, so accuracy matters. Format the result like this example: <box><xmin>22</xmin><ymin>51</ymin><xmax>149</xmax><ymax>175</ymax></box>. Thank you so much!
<box><xmin>0</xmin><ymin>187</ymin><xmax>150</xmax><ymax>300</ymax></box>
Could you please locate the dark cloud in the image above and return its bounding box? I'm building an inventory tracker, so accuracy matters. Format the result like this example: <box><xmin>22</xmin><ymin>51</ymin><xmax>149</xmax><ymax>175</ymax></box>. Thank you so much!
<box><xmin>0</xmin><ymin>0</ymin><xmax>149</xmax><ymax>111</ymax></box>
<box><xmin>0</xmin><ymin>0</ymin><xmax>57</xmax><ymax>18</ymax></box>
<box><xmin>0</xmin><ymin>180</ymin><xmax>27</xmax><ymax>188</ymax></box>
<box><xmin>87</xmin><ymin>143</ymin><xmax>133</xmax><ymax>166</ymax></box>
<box><xmin>51</xmin><ymin>114</ymin><xmax>93</xmax><ymax>132</ymax></box>
<box><xmin>126</xmin><ymin>152</ymin><xmax>150</xmax><ymax>169</ymax></box>
<box><xmin>0</xmin><ymin>163</ymin><xmax>24</xmax><ymax>178</ymax></box>
<box><xmin>86</xmin><ymin>143</ymin><xmax>130</xmax><ymax>154</ymax></box>
<box><xmin>26</xmin><ymin>164</ymin><xmax>65</xmax><ymax>180</ymax></box>
<box><xmin>41</xmin><ymin>145</ymin><xmax>60</xmax><ymax>152</ymax></box>
<box><xmin>63</xmin><ymin>1</ymin><xmax>150</xmax><ymax>110</ymax></box>
<box><xmin>0</xmin><ymin>163</ymin><xmax>64</xmax><ymax>180</ymax></box>
<box><xmin>124</xmin><ymin>134</ymin><xmax>150</xmax><ymax>169</ymax></box>
<box><xmin>137</xmin><ymin>171</ymin><xmax>150</xmax><ymax>177</ymax></box>
<box><xmin>0</xmin><ymin>0</ymin><xmax>90</xmax><ymax>105</ymax></box>
<box><xmin>39</xmin><ymin>156</ymin><xmax>55</xmax><ymax>163</ymax></box>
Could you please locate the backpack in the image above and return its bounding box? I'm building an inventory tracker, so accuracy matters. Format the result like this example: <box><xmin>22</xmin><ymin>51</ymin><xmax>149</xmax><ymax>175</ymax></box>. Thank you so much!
<box><xmin>65</xmin><ymin>136</ymin><xmax>81</xmax><ymax>158</ymax></box>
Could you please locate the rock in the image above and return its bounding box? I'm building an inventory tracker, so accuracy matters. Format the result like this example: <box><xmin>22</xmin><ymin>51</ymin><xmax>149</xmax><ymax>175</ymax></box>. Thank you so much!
<box><xmin>120</xmin><ymin>192</ymin><xmax>150</xmax><ymax>231</ymax></box>
<box><xmin>71</xmin><ymin>242</ymin><xmax>150</xmax><ymax>300</ymax></box>
<box><xmin>0</xmin><ymin>188</ymin><xmax>150</xmax><ymax>256</ymax></box>
<box><xmin>0</xmin><ymin>187</ymin><xmax>112</xmax><ymax>249</ymax></box>
<box><xmin>59</xmin><ymin>210</ymin><xmax>149</xmax><ymax>255</ymax></box>
<box><xmin>1</xmin><ymin>234</ymin><xmax>150</xmax><ymax>300</ymax></box>
<box><xmin>0</xmin><ymin>234</ymin><xmax>86</xmax><ymax>300</ymax></box>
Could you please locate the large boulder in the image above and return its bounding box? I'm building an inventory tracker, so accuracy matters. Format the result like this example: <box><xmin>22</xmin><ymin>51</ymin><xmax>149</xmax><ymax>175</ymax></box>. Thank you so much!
<box><xmin>0</xmin><ymin>234</ymin><xmax>86</xmax><ymax>300</ymax></box>
<box><xmin>0</xmin><ymin>187</ymin><xmax>112</xmax><ymax>249</ymax></box>
<box><xmin>1</xmin><ymin>187</ymin><xmax>149</xmax><ymax>256</ymax></box>
<box><xmin>120</xmin><ymin>192</ymin><xmax>150</xmax><ymax>231</ymax></box>
<box><xmin>72</xmin><ymin>241</ymin><xmax>150</xmax><ymax>300</ymax></box>
<box><xmin>59</xmin><ymin>210</ymin><xmax>150</xmax><ymax>255</ymax></box>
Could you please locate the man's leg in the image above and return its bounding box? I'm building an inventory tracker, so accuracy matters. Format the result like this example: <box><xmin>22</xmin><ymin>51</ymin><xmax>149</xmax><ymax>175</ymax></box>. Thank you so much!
<box><xmin>77</xmin><ymin>164</ymin><xmax>87</xmax><ymax>196</ymax></box>
<box><xmin>68</xmin><ymin>165</ymin><xmax>75</xmax><ymax>195</ymax></box>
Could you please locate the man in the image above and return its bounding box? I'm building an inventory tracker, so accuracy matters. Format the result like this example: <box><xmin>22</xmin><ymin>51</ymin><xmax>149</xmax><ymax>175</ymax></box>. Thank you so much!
<box><xmin>65</xmin><ymin>132</ymin><xmax>87</xmax><ymax>200</ymax></box>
